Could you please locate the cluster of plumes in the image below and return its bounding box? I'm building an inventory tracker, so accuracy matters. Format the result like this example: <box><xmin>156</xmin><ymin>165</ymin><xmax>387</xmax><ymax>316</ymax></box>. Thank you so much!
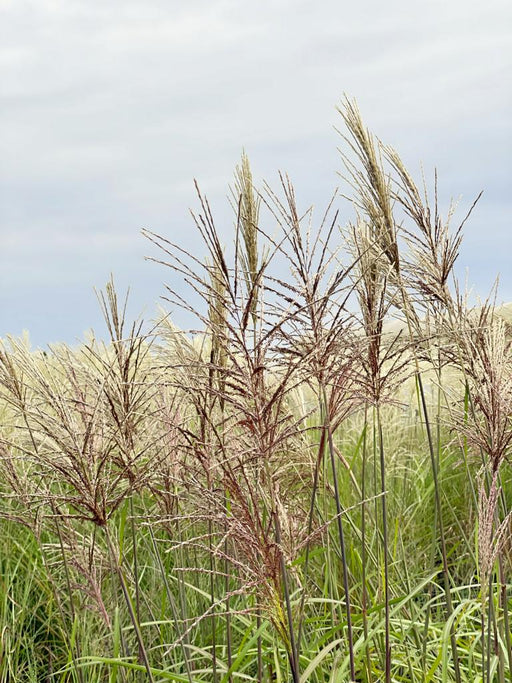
<box><xmin>0</xmin><ymin>282</ymin><xmax>160</xmax><ymax>529</ymax></box>
<box><xmin>141</xmin><ymin>116</ymin><xmax>443</xmax><ymax>679</ymax></box>
<box><xmin>143</xmin><ymin>179</ymin><xmax>310</xmax><ymax>660</ymax></box>
<box><xmin>338</xmin><ymin>98</ymin><xmax>511</xmax><ymax>649</ymax></box>
<box><xmin>388</xmin><ymin>152</ymin><xmax>512</xmax><ymax>594</ymax></box>
<box><xmin>448</xmin><ymin>302</ymin><xmax>512</xmax><ymax>472</ymax></box>
<box><xmin>384</xmin><ymin>131</ymin><xmax>512</xmax><ymax>596</ymax></box>
<box><xmin>0</xmin><ymin>282</ymin><xmax>179</xmax><ymax>639</ymax></box>
<box><xmin>441</xmin><ymin>301</ymin><xmax>512</xmax><ymax>590</ymax></box>
<box><xmin>0</xmin><ymin>99</ymin><xmax>510</xmax><ymax>680</ymax></box>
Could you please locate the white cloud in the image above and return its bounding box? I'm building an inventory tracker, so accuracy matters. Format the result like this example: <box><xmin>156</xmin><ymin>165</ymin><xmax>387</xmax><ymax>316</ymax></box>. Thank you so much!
<box><xmin>1</xmin><ymin>0</ymin><xmax>511</xmax><ymax>344</ymax></box>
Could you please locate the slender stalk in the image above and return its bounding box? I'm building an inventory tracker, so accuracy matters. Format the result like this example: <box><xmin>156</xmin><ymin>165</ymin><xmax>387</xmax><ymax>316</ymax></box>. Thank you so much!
<box><xmin>321</xmin><ymin>384</ymin><xmax>356</xmax><ymax>682</ymax></box>
<box><xmin>273</xmin><ymin>510</ymin><xmax>300</xmax><ymax>683</ymax></box>
<box><xmin>417</xmin><ymin>374</ymin><xmax>462</xmax><ymax>683</ymax></box>
<box><xmin>486</xmin><ymin>572</ymin><xmax>493</xmax><ymax>683</ymax></box>
<box><xmin>296</xmin><ymin>416</ymin><xmax>327</xmax><ymax>654</ymax></box>
<box><xmin>360</xmin><ymin>413</ymin><xmax>373</xmax><ymax>682</ymax></box>
<box><xmin>147</xmin><ymin>526</ymin><xmax>193</xmax><ymax>682</ymax></box>
<box><xmin>499</xmin><ymin>556</ymin><xmax>512</xmax><ymax>683</ymax></box>
<box><xmin>256</xmin><ymin>608</ymin><xmax>263</xmax><ymax>682</ymax></box>
<box><xmin>104</xmin><ymin>526</ymin><xmax>156</xmax><ymax>683</ymax></box>
<box><xmin>52</xmin><ymin>509</ymin><xmax>86</xmax><ymax>683</ymax></box>
<box><xmin>481</xmin><ymin>601</ymin><xmax>486</xmax><ymax>683</ymax></box>
<box><xmin>129</xmin><ymin>496</ymin><xmax>142</xmax><ymax>663</ymax></box>
<box><xmin>224</xmin><ymin>491</ymin><xmax>233</xmax><ymax>682</ymax></box>
<box><xmin>376</xmin><ymin>405</ymin><xmax>391</xmax><ymax>683</ymax></box>
<box><xmin>208</xmin><ymin>517</ymin><xmax>218</xmax><ymax>683</ymax></box>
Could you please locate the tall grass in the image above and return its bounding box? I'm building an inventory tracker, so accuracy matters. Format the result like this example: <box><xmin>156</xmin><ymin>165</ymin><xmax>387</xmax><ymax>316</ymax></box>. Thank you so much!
<box><xmin>0</xmin><ymin>100</ymin><xmax>511</xmax><ymax>682</ymax></box>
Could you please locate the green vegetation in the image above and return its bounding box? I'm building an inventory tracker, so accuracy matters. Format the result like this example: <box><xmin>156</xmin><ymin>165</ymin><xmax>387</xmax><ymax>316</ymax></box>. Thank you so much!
<box><xmin>0</xmin><ymin>99</ymin><xmax>511</xmax><ymax>682</ymax></box>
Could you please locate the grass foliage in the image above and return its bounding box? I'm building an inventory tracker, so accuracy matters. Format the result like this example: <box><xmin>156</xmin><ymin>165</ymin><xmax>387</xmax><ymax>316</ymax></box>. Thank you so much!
<box><xmin>0</xmin><ymin>99</ymin><xmax>511</xmax><ymax>682</ymax></box>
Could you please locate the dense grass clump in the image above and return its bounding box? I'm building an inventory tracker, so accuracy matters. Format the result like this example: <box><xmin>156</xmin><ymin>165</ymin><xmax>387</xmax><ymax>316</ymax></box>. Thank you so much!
<box><xmin>0</xmin><ymin>99</ymin><xmax>511</xmax><ymax>682</ymax></box>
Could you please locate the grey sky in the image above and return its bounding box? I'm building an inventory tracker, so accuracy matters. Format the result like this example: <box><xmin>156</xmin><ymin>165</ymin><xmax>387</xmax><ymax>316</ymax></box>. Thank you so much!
<box><xmin>1</xmin><ymin>0</ymin><xmax>511</xmax><ymax>346</ymax></box>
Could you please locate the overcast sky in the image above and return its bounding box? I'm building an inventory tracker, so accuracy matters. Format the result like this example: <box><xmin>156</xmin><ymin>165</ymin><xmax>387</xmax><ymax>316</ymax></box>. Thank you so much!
<box><xmin>1</xmin><ymin>0</ymin><xmax>511</xmax><ymax>347</ymax></box>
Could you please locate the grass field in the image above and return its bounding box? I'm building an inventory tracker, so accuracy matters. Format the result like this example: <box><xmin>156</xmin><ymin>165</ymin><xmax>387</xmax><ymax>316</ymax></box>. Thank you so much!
<box><xmin>0</xmin><ymin>99</ymin><xmax>511</xmax><ymax>682</ymax></box>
